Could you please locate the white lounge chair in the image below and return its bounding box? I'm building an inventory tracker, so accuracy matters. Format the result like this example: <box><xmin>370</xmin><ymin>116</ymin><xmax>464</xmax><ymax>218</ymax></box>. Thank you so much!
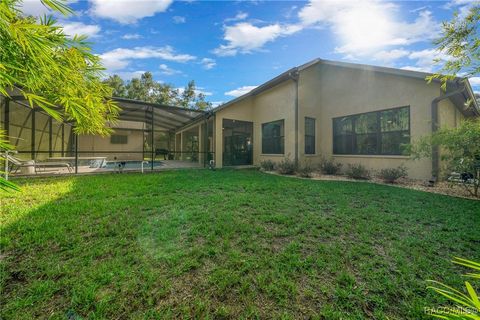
<box><xmin>6</xmin><ymin>154</ymin><xmax>72</xmax><ymax>174</ymax></box>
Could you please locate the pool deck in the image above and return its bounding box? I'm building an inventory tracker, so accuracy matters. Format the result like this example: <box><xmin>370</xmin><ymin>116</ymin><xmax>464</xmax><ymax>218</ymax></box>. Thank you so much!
<box><xmin>9</xmin><ymin>160</ymin><xmax>203</xmax><ymax>177</ymax></box>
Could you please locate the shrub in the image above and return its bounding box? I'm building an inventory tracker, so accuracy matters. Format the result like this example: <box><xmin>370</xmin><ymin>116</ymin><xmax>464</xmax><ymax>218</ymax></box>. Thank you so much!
<box><xmin>409</xmin><ymin>119</ymin><xmax>480</xmax><ymax>197</ymax></box>
<box><xmin>277</xmin><ymin>157</ymin><xmax>298</xmax><ymax>175</ymax></box>
<box><xmin>259</xmin><ymin>160</ymin><xmax>276</xmax><ymax>171</ymax></box>
<box><xmin>297</xmin><ymin>162</ymin><xmax>314</xmax><ymax>178</ymax></box>
<box><xmin>346</xmin><ymin>163</ymin><xmax>370</xmax><ymax>180</ymax></box>
<box><xmin>378</xmin><ymin>166</ymin><xmax>408</xmax><ymax>183</ymax></box>
<box><xmin>321</xmin><ymin>158</ymin><xmax>342</xmax><ymax>175</ymax></box>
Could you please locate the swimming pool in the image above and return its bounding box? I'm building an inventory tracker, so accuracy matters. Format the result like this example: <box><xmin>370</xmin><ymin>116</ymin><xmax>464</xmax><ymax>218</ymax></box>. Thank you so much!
<box><xmin>104</xmin><ymin>160</ymin><xmax>164</xmax><ymax>170</ymax></box>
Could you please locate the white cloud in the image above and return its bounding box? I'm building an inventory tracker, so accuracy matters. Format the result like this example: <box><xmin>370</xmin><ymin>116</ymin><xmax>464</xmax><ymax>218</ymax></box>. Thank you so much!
<box><xmin>61</xmin><ymin>22</ymin><xmax>101</xmax><ymax>38</ymax></box>
<box><xmin>122</xmin><ymin>33</ymin><xmax>142</xmax><ymax>40</ymax></box>
<box><xmin>469</xmin><ymin>77</ymin><xmax>480</xmax><ymax>86</ymax></box>
<box><xmin>177</xmin><ymin>87</ymin><xmax>213</xmax><ymax>96</ymax></box>
<box><xmin>200</xmin><ymin>58</ymin><xmax>216</xmax><ymax>70</ymax></box>
<box><xmin>211</xmin><ymin>101</ymin><xmax>224</xmax><ymax>108</ymax></box>
<box><xmin>213</xmin><ymin>22</ymin><xmax>301</xmax><ymax>56</ymax></box>
<box><xmin>113</xmin><ymin>70</ymin><xmax>147</xmax><ymax>80</ymax></box>
<box><xmin>18</xmin><ymin>0</ymin><xmax>53</xmax><ymax>16</ymax></box>
<box><xmin>99</xmin><ymin>46</ymin><xmax>196</xmax><ymax>71</ymax></box>
<box><xmin>400</xmin><ymin>65</ymin><xmax>430</xmax><ymax>72</ymax></box>
<box><xmin>18</xmin><ymin>0</ymin><xmax>78</xmax><ymax>16</ymax></box>
<box><xmin>173</xmin><ymin>16</ymin><xmax>186</xmax><ymax>24</ymax></box>
<box><xmin>159</xmin><ymin>64</ymin><xmax>182</xmax><ymax>76</ymax></box>
<box><xmin>225</xmin><ymin>85</ymin><xmax>258</xmax><ymax>97</ymax></box>
<box><xmin>224</xmin><ymin>11</ymin><xmax>248</xmax><ymax>22</ymax></box>
<box><xmin>90</xmin><ymin>0</ymin><xmax>173</xmax><ymax>24</ymax></box>
<box><xmin>213</xmin><ymin>0</ymin><xmax>439</xmax><ymax>58</ymax></box>
<box><xmin>373</xmin><ymin>49</ymin><xmax>410</xmax><ymax>62</ymax></box>
<box><xmin>407</xmin><ymin>48</ymin><xmax>451</xmax><ymax>71</ymax></box>
<box><xmin>298</xmin><ymin>0</ymin><xmax>440</xmax><ymax>58</ymax></box>
<box><xmin>443</xmin><ymin>0</ymin><xmax>480</xmax><ymax>9</ymax></box>
<box><xmin>397</xmin><ymin>48</ymin><xmax>453</xmax><ymax>72</ymax></box>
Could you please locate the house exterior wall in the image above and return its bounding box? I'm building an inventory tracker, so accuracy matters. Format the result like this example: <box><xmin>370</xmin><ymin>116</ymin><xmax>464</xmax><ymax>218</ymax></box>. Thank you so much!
<box><xmin>308</xmin><ymin>63</ymin><xmax>442</xmax><ymax>180</ymax></box>
<box><xmin>78</xmin><ymin>129</ymin><xmax>144</xmax><ymax>161</ymax></box>
<box><xmin>214</xmin><ymin>97</ymin><xmax>254</xmax><ymax>167</ymax></box>
<box><xmin>438</xmin><ymin>98</ymin><xmax>464</xmax><ymax>128</ymax></box>
<box><xmin>214</xmin><ymin>82</ymin><xmax>297</xmax><ymax>167</ymax></box>
<box><xmin>214</xmin><ymin>63</ymin><xmax>469</xmax><ymax>180</ymax></box>
<box><xmin>437</xmin><ymin>98</ymin><xmax>465</xmax><ymax>175</ymax></box>
<box><xmin>78</xmin><ymin>121</ymin><xmax>145</xmax><ymax>161</ymax></box>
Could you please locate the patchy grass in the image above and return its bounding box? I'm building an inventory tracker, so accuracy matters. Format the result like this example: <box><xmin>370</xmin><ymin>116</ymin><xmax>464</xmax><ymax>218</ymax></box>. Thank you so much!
<box><xmin>1</xmin><ymin>169</ymin><xmax>479</xmax><ymax>319</ymax></box>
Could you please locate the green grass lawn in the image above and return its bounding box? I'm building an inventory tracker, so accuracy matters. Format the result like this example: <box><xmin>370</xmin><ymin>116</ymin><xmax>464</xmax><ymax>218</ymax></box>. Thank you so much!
<box><xmin>1</xmin><ymin>169</ymin><xmax>479</xmax><ymax>319</ymax></box>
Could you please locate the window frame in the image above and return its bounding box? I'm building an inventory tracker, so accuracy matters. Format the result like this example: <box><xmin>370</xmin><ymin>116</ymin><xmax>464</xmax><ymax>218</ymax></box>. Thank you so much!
<box><xmin>261</xmin><ymin>119</ymin><xmax>285</xmax><ymax>155</ymax></box>
<box><xmin>110</xmin><ymin>134</ymin><xmax>129</xmax><ymax>144</ymax></box>
<box><xmin>332</xmin><ymin>106</ymin><xmax>410</xmax><ymax>156</ymax></box>
<box><xmin>304</xmin><ymin>117</ymin><xmax>316</xmax><ymax>155</ymax></box>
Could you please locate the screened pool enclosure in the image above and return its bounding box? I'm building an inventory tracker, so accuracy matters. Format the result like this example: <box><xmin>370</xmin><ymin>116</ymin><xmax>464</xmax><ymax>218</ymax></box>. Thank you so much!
<box><xmin>1</xmin><ymin>95</ymin><xmax>215</xmax><ymax>175</ymax></box>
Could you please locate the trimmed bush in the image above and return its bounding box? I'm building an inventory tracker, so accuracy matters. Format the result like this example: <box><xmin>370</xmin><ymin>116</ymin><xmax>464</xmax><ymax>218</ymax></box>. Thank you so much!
<box><xmin>259</xmin><ymin>160</ymin><xmax>276</xmax><ymax>171</ymax></box>
<box><xmin>297</xmin><ymin>162</ymin><xmax>314</xmax><ymax>178</ymax></box>
<box><xmin>277</xmin><ymin>157</ymin><xmax>298</xmax><ymax>175</ymax></box>
<box><xmin>321</xmin><ymin>158</ymin><xmax>342</xmax><ymax>175</ymax></box>
<box><xmin>346</xmin><ymin>163</ymin><xmax>371</xmax><ymax>180</ymax></box>
<box><xmin>378</xmin><ymin>166</ymin><xmax>407</xmax><ymax>183</ymax></box>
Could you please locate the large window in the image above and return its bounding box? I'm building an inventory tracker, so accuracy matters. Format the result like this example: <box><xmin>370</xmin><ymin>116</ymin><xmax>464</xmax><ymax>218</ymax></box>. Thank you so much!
<box><xmin>262</xmin><ymin>119</ymin><xmax>284</xmax><ymax>154</ymax></box>
<box><xmin>305</xmin><ymin>117</ymin><xmax>315</xmax><ymax>154</ymax></box>
<box><xmin>333</xmin><ymin>106</ymin><xmax>410</xmax><ymax>155</ymax></box>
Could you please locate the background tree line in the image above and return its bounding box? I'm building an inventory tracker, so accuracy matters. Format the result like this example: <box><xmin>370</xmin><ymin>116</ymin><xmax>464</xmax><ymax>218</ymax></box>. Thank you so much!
<box><xmin>103</xmin><ymin>72</ymin><xmax>212</xmax><ymax>110</ymax></box>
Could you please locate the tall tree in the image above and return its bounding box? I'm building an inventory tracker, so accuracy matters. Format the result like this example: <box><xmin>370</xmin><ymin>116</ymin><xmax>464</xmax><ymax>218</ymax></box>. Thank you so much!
<box><xmin>103</xmin><ymin>75</ymin><xmax>127</xmax><ymax>97</ymax></box>
<box><xmin>126</xmin><ymin>72</ymin><xmax>159</xmax><ymax>103</ymax></box>
<box><xmin>427</xmin><ymin>5</ymin><xmax>479</xmax><ymax>92</ymax></box>
<box><xmin>179</xmin><ymin>80</ymin><xmax>212</xmax><ymax>110</ymax></box>
<box><xmin>180</xmin><ymin>80</ymin><xmax>197</xmax><ymax>109</ymax></box>
<box><xmin>0</xmin><ymin>0</ymin><xmax>118</xmax><ymax>190</ymax></box>
<box><xmin>105</xmin><ymin>72</ymin><xmax>211</xmax><ymax>110</ymax></box>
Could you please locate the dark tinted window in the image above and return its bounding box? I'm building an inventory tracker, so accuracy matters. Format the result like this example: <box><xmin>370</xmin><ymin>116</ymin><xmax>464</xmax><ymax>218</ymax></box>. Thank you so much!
<box><xmin>262</xmin><ymin>120</ymin><xmax>284</xmax><ymax>154</ymax></box>
<box><xmin>305</xmin><ymin>117</ymin><xmax>315</xmax><ymax>154</ymax></box>
<box><xmin>333</xmin><ymin>106</ymin><xmax>410</xmax><ymax>155</ymax></box>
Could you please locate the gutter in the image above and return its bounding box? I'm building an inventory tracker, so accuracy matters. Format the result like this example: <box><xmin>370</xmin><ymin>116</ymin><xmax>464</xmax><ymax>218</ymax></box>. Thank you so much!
<box><xmin>430</xmin><ymin>83</ymin><xmax>466</xmax><ymax>179</ymax></box>
<box><xmin>288</xmin><ymin>68</ymin><xmax>300</xmax><ymax>164</ymax></box>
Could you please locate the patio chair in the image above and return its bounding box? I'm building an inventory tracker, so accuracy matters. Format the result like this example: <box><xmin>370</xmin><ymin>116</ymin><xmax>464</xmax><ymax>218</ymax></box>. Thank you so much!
<box><xmin>6</xmin><ymin>154</ymin><xmax>72</xmax><ymax>174</ymax></box>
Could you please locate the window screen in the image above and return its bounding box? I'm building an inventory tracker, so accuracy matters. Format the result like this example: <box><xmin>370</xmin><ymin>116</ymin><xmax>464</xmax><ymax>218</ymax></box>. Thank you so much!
<box><xmin>110</xmin><ymin>135</ymin><xmax>128</xmax><ymax>144</ymax></box>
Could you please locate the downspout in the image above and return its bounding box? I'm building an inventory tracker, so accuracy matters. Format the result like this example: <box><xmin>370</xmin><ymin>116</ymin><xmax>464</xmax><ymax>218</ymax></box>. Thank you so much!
<box><xmin>203</xmin><ymin>111</ymin><xmax>211</xmax><ymax>168</ymax></box>
<box><xmin>289</xmin><ymin>68</ymin><xmax>300</xmax><ymax>164</ymax></box>
<box><xmin>430</xmin><ymin>83</ymin><xmax>466</xmax><ymax>179</ymax></box>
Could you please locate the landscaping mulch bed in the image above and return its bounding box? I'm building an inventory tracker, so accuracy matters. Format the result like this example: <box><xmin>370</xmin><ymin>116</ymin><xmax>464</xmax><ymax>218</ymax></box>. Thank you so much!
<box><xmin>264</xmin><ymin>170</ymin><xmax>479</xmax><ymax>200</ymax></box>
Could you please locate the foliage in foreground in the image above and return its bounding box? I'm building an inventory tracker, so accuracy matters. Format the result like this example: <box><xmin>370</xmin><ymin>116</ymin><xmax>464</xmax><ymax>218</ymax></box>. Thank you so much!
<box><xmin>410</xmin><ymin>119</ymin><xmax>480</xmax><ymax>197</ymax></box>
<box><xmin>426</xmin><ymin>4</ymin><xmax>479</xmax><ymax>96</ymax></box>
<box><xmin>0</xmin><ymin>129</ymin><xmax>19</xmax><ymax>191</ymax></box>
<box><xmin>427</xmin><ymin>258</ymin><xmax>480</xmax><ymax>319</ymax></box>
<box><xmin>1</xmin><ymin>0</ymin><xmax>120</xmax><ymax>191</ymax></box>
<box><xmin>1</xmin><ymin>170</ymin><xmax>478</xmax><ymax>319</ymax></box>
<box><xmin>0</xmin><ymin>0</ymin><xmax>118</xmax><ymax>135</ymax></box>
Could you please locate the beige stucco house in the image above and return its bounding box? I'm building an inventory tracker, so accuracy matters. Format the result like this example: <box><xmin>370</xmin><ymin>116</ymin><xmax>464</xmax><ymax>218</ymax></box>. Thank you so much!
<box><xmin>3</xmin><ymin>58</ymin><xmax>478</xmax><ymax>178</ymax></box>
<box><xmin>191</xmin><ymin>58</ymin><xmax>478</xmax><ymax>180</ymax></box>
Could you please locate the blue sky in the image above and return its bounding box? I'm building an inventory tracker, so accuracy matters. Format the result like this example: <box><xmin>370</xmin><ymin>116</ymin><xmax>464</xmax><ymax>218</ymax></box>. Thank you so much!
<box><xmin>21</xmin><ymin>0</ymin><xmax>480</xmax><ymax>106</ymax></box>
